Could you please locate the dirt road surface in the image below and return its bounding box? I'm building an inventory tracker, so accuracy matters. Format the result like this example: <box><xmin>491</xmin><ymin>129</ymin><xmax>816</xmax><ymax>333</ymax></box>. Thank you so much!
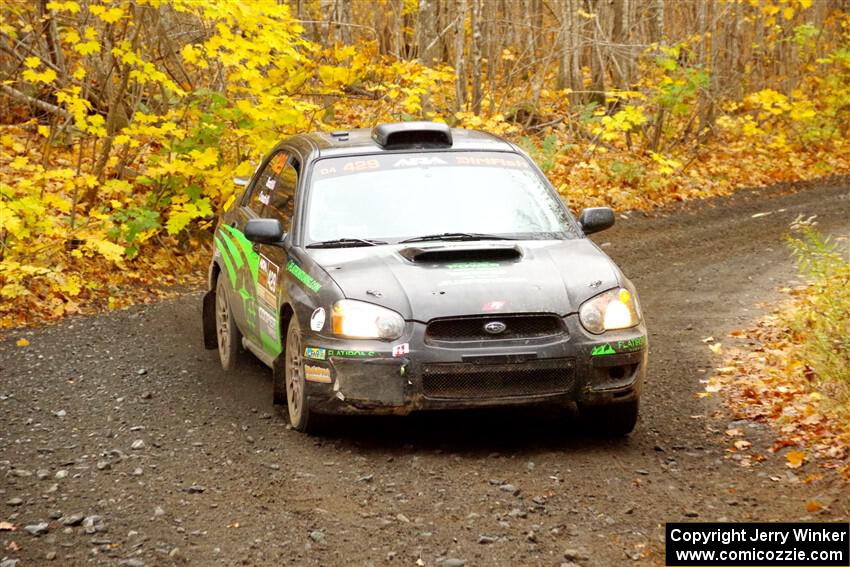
<box><xmin>2</xmin><ymin>180</ymin><xmax>849</xmax><ymax>567</ymax></box>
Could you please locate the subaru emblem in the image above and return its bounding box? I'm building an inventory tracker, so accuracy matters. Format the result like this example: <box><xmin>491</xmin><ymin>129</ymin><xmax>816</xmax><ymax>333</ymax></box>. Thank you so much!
<box><xmin>483</xmin><ymin>321</ymin><xmax>507</xmax><ymax>335</ymax></box>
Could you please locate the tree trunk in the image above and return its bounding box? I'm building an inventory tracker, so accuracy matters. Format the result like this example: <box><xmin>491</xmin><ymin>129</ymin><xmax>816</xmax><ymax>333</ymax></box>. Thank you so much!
<box><xmin>569</xmin><ymin>0</ymin><xmax>582</xmax><ymax>103</ymax></box>
<box><xmin>454</xmin><ymin>0</ymin><xmax>467</xmax><ymax>111</ymax></box>
<box><xmin>587</xmin><ymin>0</ymin><xmax>606</xmax><ymax>106</ymax></box>
<box><xmin>395</xmin><ymin>0</ymin><xmax>405</xmax><ymax>58</ymax></box>
<box><xmin>417</xmin><ymin>0</ymin><xmax>437</xmax><ymax>63</ymax></box>
<box><xmin>470</xmin><ymin>0</ymin><xmax>482</xmax><ymax>114</ymax></box>
<box><xmin>654</xmin><ymin>0</ymin><xmax>664</xmax><ymax>43</ymax></box>
<box><xmin>319</xmin><ymin>0</ymin><xmax>333</xmax><ymax>44</ymax></box>
<box><xmin>557</xmin><ymin>0</ymin><xmax>572</xmax><ymax>90</ymax></box>
<box><xmin>39</xmin><ymin>0</ymin><xmax>66</xmax><ymax>77</ymax></box>
<box><xmin>612</xmin><ymin>0</ymin><xmax>632</xmax><ymax>88</ymax></box>
<box><xmin>338</xmin><ymin>0</ymin><xmax>353</xmax><ymax>44</ymax></box>
<box><xmin>294</xmin><ymin>0</ymin><xmax>316</xmax><ymax>41</ymax></box>
<box><xmin>91</xmin><ymin>6</ymin><xmax>145</xmax><ymax>189</ymax></box>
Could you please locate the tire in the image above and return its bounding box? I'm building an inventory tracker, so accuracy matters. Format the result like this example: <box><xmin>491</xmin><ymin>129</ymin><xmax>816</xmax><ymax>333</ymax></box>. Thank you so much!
<box><xmin>284</xmin><ymin>317</ymin><xmax>320</xmax><ymax>433</ymax></box>
<box><xmin>215</xmin><ymin>276</ymin><xmax>241</xmax><ymax>371</ymax></box>
<box><xmin>580</xmin><ymin>399</ymin><xmax>639</xmax><ymax>437</ymax></box>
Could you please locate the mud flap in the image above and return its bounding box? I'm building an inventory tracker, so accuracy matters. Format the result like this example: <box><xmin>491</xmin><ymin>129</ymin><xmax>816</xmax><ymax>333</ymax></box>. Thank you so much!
<box><xmin>202</xmin><ymin>290</ymin><xmax>217</xmax><ymax>350</ymax></box>
<box><xmin>272</xmin><ymin>354</ymin><xmax>286</xmax><ymax>406</ymax></box>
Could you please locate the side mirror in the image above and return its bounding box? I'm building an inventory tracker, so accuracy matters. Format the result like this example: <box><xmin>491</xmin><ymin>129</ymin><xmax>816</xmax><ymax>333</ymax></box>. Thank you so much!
<box><xmin>244</xmin><ymin>218</ymin><xmax>284</xmax><ymax>244</ymax></box>
<box><xmin>578</xmin><ymin>207</ymin><xmax>615</xmax><ymax>235</ymax></box>
<box><xmin>234</xmin><ymin>176</ymin><xmax>249</xmax><ymax>188</ymax></box>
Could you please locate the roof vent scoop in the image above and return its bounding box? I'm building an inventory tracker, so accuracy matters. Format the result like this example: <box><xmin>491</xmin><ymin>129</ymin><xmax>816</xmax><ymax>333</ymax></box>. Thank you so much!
<box><xmin>372</xmin><ymin>122</ymin><xmax>453</xmax><ymax>149</ymax></box>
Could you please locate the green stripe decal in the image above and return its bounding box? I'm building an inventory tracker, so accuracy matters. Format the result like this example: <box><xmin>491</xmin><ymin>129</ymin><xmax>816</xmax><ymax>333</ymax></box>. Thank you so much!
<box><xmin>220</xmin><ymin>224</ymin><xmax>258</xmax><ymax>280</ymax></box>
<box><xmin>287</xmin><ymin>260</ymin><xmax>321</xmax><ymax>292</ymax></box>
<box><xmin>261</xmin><ymin>334</ymin><xmax>281</xmax><ymax>356</ymax></box>
<box><xmin>214</xmin><ymin>236</ymin><xmax>237</xmax><ymax>284</ymax></box>
<box><xmin>217</xmin><ymin>232</ymin><xmax>243</xmax><ymax>269</ymax></box>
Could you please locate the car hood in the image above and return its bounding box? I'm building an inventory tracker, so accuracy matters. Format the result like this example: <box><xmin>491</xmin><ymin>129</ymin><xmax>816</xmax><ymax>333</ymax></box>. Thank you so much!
<box><xmin>307</xmin><ymin>239</ymin><xmax>621</xmax><ymax>321</ymax></box>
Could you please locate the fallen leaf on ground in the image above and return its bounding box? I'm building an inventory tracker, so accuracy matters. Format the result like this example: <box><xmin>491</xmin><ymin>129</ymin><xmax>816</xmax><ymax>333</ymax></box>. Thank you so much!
<box><xmin>15</xmin><ymin>338</ymin><xmax>29</xmax><ymax>347</ymax></box>
<box><xmin>806</xmin><ymin>500</ymin><xmax>825</xmax><ymax>513</ymax></box>
<box><xmin>786</xmin><ymin>451</ymin><xmax>806</xmax><ymax>469</ymax></box>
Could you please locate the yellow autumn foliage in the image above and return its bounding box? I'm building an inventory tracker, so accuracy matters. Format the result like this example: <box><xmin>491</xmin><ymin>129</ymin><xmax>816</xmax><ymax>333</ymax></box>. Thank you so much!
<box><xmin>0</xmin><ymin>0</ymin><xmax>848</xmax><ymax>328</ymax></box>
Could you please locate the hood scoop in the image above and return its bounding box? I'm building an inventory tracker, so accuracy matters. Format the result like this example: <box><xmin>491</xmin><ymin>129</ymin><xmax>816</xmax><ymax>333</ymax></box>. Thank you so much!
<box><xmin>399</xmin><ymin>244</ymin><xmax>522</xmax><ymax>264</ymax></box>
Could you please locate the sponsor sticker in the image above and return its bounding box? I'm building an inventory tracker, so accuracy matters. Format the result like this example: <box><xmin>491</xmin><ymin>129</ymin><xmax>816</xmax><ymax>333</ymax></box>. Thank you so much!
<box><xmin>591</xmin><ymin>343</ymin><xmax>616</xmax><ymax>356</ymax></box>
<box><xmin>482</xmin><ymin>300</ymin><xmax>506</xmax><ymax>311</ymax></box>
<box><xmin>287</xmin><ymin>260</ymin><xmax>321</xmax><ymax>292</ymax></box>
<box><xmin>327</xmin><ymin>349</ymin><xmax>376</xmax><ymax>358</ymax></box>
<box><xmin>303</xmin><ymin>348</ymin><xmax>390</xmax><ymax>359</ymax></box>
<box><xmin>310</xmin><ymin>307</ymin><xmax>326</xmax><ymax>332</ymax></box>
<box><xmin>591</xmin><ymin>337</ymin><xmax>646</xmax><ymax>356</ymax></box>
<box><xmin>446</xmin><ymin>261</ymin><xmax>500</xmax><ymax>270</ymax></box>
<box><xmin>439</xmin><ymin>276</ymin><xmax>525</xmax><ymax>288</ymax></box>
<box><xmin>304</xmin><ymin>346</ymin><xmax>326</xmax><ymax>360</ymax></box>
<box><xmin>616</xmin><ymin>336</ymin><xmax>646</xmax><ymax>352</ymax></box>
<box><xmin>257</xmin><ymin>255</ymin><xmax>279</xmax><ymax>306</ymax></box>
<box><xmin>265</xmin><ymin>177</ymin><xmax>276</xmax><ymax>190</ymax></box>
<box><xmin>259</xmin><ymin>190</ymin><xmax>270</xmax><ymax>205</ymax></box>
<box><xmin>312</xmin><ymin>152</ymin><xmax>533</xmax><ymax>180</ymax></box>
<box><xmin>393</xmin><ymin>156</ymin><xmax>448</xmax><ymax>167</ymax></box>
<box><xmin>392</xmin><ymin>343</ymin><xmax>410</xmax><ymax>358</ymax></box>
<box><xmin>270</xmin><ymin>153</ymin><xmax>287</xmax><ymax>173</ymax></box>
<box><xmin>258</xmin><ymin>306</ymin><xmax>278</xmax><ymax>340</ymax></box>
<box><xmin>304</xmin><ymin>365</ymin><xmax>332</xmax><ymax>383</ymax></box>
<box><xmin>454</xmin><ymin>155</ymin><xmax>529</xmax><ymax>168</ymax></box>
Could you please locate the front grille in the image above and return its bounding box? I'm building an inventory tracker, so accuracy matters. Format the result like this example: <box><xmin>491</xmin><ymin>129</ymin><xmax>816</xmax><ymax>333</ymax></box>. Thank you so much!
<box><xmin>422</xmin><ymin>358</ymin><xmax>575</xmax><ymax>399</ymax></box>
<box><xmin>425</xmin><ymin>314</ymin><xmax>564</xmax><ymax>342</ymax></box>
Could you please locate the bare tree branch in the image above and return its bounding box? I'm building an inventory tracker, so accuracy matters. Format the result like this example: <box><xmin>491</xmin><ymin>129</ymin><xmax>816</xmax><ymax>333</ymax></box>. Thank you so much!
<box><xmin>0</xmin><ymin>84</ymin><xmax>72</xmax><ymax>119</ymax></box>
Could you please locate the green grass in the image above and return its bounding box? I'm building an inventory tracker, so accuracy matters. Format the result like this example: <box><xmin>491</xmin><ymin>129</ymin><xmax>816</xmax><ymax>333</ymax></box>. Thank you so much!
<box><xmin>785</xmin><ymin>225</ymin><xmax>850</xmax><ymax>404</ymax></box>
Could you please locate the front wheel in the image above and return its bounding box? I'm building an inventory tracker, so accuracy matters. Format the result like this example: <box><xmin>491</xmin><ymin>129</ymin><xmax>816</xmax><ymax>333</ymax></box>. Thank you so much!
<box><xmin>579</xmin><ymin>399</ymin><xmax>639</xmax><ymax>437</ymax></box>
<box><xmin>215</xmin><ymin>276</ymin><xmax>241</xmax><ymax>371</ymax></box>
<box><xmin>284</xmin><ymin>318</ymin><xmax>320</xmax><ymax>433</ymax></box>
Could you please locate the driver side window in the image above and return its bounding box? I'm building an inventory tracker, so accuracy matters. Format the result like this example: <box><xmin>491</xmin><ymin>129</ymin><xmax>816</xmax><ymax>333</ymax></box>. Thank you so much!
<box><xmin>245</xmin><ymin>152</ymin><xmax>287</xmax><ymax>215</ymax></box>
<box><xmin>266</xmin><ymin>157</ymin><xmax>299</xmax><ymax>232</ymax></box>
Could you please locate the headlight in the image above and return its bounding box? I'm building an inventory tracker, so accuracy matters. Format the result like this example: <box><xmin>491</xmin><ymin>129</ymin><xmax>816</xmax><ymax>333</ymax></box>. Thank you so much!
<box><xmin>331</xmin><ymin>299</ymin><xmax>405</xmax><ymax>340</ymax></box>
<box><xmin>579</xmin><ymin>287</ymin><xmax>641</xmax><ymax>334</ymax></box>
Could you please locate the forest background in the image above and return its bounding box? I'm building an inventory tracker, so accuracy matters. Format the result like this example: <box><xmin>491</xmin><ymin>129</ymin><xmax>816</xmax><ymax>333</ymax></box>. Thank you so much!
<box><xmin>0</xmin><ymin>0</ymin><xmax>849</xmax><ymax>327</ymax></box>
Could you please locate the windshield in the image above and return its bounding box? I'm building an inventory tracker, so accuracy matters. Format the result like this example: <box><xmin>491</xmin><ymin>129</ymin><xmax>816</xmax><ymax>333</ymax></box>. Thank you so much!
<box><xmin>305</xmin><ymin>152</ymin><xmax>575</xmax><ymax>244</ymax></box>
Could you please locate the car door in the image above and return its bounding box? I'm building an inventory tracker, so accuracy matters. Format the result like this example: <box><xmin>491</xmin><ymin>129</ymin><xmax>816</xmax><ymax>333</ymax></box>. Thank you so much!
<box><xmin>217</xmin><ymin>151</ymin><xmax>287</xmax><ymax>341</ymax></box>
<box><xmin>252</xmin><ymin>153</ymin><xmax>300</xmax><ymax>358</ymax></box>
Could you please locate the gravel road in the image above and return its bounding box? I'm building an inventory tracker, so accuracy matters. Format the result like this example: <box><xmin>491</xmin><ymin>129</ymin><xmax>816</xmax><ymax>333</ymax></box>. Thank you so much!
<box><xmin>2</xmin><ymin>179</ymin><xmax>849</xmax><ymax>567</ymax></box>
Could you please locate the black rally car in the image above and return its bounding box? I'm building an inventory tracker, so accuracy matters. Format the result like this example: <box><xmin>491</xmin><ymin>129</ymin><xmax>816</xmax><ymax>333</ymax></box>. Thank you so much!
<box><xmin>202</xmin><ymin>122</ymin><xmax>647</xmax><ymax>435</ymax></box>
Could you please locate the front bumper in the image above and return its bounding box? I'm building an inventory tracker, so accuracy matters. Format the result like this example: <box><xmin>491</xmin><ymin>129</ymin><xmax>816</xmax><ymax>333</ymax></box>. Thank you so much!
<box><xmin>301</xmin><ymin>314</ymin><xmax>647</xmax><ymax>415</ymax></box>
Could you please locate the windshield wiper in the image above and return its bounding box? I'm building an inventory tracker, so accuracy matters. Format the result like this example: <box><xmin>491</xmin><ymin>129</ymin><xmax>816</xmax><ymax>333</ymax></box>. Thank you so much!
<box><xmin>306</xmin><ymin>238</ymin><xmax>388</xmax><ymax>249</ymax></box>
<box><xmin>399</xmin><ymin>232</ymin><xmax>516</xmax><ymax>243</ymax></box>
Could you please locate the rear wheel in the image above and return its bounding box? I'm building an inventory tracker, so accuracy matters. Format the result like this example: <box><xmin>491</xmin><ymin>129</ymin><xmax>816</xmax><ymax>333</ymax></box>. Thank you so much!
<box><xmin>284</xmin><ymin>318</ymin><xmax>319</xmax><ymax>433</ymax></box>
<box><xmin>215</xmin><ymin>276</ymin><xmax>241</xmax><ymax>371</ymax></box>
<box><xmin>580</xmin><ymin>399</ymin><xmax>639</xmax><ymax>437</ymax></box>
